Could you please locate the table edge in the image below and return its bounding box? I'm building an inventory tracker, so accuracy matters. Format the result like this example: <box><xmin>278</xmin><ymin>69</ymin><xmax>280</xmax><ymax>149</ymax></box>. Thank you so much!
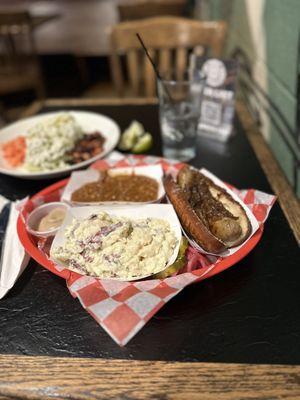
<box><xmin>236</xmin><ymin>101</ymin><xmax>300</xmax><ymax>245</ymax></box>
<box><xmin>0</xmin><ymin>355</ymin><xmax>299</xmax><ymax>399</ymax></box>
<box><xmin>21</xmin><ymin>98</ymin><xmax>300</xmax><ymax>245</ymax></box>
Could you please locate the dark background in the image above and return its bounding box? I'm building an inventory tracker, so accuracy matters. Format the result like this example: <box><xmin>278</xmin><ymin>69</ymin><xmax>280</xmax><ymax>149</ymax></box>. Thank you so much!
<box><xmin>0</xmin><ymin>104</ymin><xmax>299</xmax><ymax>364</ymax></box>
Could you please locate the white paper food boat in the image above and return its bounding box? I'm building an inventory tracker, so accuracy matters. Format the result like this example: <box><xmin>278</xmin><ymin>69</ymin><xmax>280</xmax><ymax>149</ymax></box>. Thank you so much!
<box><xmin>169</xmin><ymin>168</ymin><xmax>260</xmax><ymax>257</ymax></box>
<box><xmin>61</xmin><ymin>165</ymin><xmax>165</xmax><ymax>206</ymax></box>
<box><xmin>50</xmin><ymin>204</ymin><xmax>182</xmax><ymax>281</ymax></box>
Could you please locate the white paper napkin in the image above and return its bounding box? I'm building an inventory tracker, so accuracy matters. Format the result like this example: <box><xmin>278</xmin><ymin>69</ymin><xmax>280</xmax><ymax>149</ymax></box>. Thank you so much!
<box><xmin>0</xmin><ymin>195</ymin><xmax>30</xmax><ymax>299</ymax></box>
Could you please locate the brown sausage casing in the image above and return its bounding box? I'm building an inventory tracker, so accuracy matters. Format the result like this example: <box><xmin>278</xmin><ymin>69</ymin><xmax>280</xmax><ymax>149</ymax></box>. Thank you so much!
<box><xmin>164</xmin><ymin>175</ymin><xmax>227</xmax><ymax>253</ymax></box>
<box><xmin>164</xmin><ymin>168</ymin><xmax>252</xmax><ymax>253</ymax></box>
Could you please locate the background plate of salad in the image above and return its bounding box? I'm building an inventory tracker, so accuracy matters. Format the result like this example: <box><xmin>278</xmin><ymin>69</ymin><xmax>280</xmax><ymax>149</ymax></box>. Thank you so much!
<box><xmin>0</xmin><ymin>110</ymin><xmax>120</xmax><ymax>179</ymax></box>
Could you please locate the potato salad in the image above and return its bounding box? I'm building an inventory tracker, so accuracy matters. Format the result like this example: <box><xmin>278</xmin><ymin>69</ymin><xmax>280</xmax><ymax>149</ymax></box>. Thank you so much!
<box><xmin>51</xmin><ymin>212</ymin><xmax>177</xmax><ymax>279</ymax></box>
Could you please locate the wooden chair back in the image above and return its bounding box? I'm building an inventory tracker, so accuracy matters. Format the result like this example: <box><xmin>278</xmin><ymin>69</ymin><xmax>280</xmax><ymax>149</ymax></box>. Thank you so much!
<box><xmin>118</xmin><ymin>0</ymin><xmax>187</xmax><ymax>21</ymax></box>
<box><xmin>0</xmin><ymin>11</ymin><xmax>33</xmax><ymax>69</ymax></box>
<box><xmin>110</xmin><ymin>17</ymin><xmax>227</xmax><ymax>97</ymax></box>
<box><xmin>0</xmin><ymin>10</ymin><xmax>44</xmax><ymax>97</ymax></box>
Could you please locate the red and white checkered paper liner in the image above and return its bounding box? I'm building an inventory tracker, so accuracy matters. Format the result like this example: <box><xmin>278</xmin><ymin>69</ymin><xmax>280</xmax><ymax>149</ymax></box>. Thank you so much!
<box><xmin>23</xmin><ymin>154</ymin><xmax>276</xmax><ymax>346</ymax></box>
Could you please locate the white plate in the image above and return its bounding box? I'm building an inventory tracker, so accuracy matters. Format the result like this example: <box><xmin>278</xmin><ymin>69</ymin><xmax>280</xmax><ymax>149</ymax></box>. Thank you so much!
<box><xmin>50</xmin><ymin>204</ymin><xmax>182</xmax><ymax>281</ymax></box>
<box><xmin>61</xmin><ymin>165</ymin><xmax>165</xmax><ymax>205</ymax></box>
<box><xmin>0</xmin><ymin>110</ymin><xmax>120</xmax><ymax>179</ymax></box>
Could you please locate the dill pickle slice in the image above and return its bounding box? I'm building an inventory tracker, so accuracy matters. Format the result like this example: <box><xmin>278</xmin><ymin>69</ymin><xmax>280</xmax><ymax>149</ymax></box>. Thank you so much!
<box><xmin>154</xmin><ymin>237</ymin><xmax>188</xmax><ymax>279</ymax></box>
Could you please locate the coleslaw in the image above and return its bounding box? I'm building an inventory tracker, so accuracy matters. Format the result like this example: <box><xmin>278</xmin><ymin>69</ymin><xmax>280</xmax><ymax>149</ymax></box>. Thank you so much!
<box><xmin>24</xmin><ymin>114</ymin><xmax>84</xmax><ymax>171</ymax></box>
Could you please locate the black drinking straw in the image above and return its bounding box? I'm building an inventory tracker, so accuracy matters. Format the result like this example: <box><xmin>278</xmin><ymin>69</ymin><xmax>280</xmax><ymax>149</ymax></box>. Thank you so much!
<box><xmin>136</xmin><ymin>33</ymin><xmax>174</xmax><ymax>105</ymax></box>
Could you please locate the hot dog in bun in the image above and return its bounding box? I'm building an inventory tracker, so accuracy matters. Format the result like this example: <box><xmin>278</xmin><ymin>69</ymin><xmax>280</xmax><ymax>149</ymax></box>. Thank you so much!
<box><xmin>164</xmin><ymin>166</ymin><xmax>252</xmax><ymax>253</ymax></box>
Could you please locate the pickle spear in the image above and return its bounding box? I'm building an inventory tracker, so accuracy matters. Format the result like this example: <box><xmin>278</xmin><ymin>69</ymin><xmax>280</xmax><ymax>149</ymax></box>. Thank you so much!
<box><xmin>154</xmin><ymin>237</ymin><xmax>188</xmax><ymax>279</ymax></box>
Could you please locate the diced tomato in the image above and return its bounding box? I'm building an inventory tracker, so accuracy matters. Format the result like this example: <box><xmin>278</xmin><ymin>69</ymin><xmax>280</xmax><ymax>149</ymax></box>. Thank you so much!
<box><xmin>1</xmin><ymin>136</ymin><xmax>26</xmax><ymax>167</ymax></box>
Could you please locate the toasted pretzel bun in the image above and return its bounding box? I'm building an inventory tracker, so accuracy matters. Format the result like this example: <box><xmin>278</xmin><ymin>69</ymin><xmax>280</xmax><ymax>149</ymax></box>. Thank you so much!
<box><xmin>164</xmin><ymin>175</ymin><xmax>226</xmax><ymax>253</ymax></box>
<box><xmin>164</xmin><ymin>168</ymin><xmax>252</xmax><ymax>253</ymax></box>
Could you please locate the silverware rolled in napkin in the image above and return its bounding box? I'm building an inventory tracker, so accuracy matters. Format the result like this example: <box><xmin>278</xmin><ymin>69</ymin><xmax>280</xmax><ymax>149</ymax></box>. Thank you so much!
<box><xmin>0</xmin><ymin>202</ymin><xmax>11</xmax><ymax>264</ymax></box>
<box><xmin>0</xmin><ymin>197</ymin><xmax>30</xmax><ymax>299</ymax></box>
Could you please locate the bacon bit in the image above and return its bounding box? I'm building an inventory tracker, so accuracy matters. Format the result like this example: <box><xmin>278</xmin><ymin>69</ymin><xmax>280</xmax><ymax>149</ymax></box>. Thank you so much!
<box><xmin>1</xmin><ymin>136</ymin><xmax>26</xmax><ymax>167</ymax></box>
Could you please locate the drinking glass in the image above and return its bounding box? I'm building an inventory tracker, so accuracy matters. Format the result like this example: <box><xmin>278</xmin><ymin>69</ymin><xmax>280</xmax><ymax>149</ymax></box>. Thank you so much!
<box><xmin>158</xmin><ymin>72</ymin><xmax>205</xmax><ymax>161</ymax></box>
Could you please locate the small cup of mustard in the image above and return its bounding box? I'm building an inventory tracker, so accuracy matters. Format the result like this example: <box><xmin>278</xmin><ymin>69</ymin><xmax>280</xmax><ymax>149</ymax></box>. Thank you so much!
<box><xmin>26</xmin><ymin>202</ymin><xmax>69</xmax><ymax>238</ymax></box>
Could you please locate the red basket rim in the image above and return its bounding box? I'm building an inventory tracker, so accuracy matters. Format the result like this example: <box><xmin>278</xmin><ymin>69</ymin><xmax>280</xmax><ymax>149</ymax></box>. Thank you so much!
<box><xmin>17</xmin><ymin>165</ymin><xmax>263</xmax><ymax>282</ymax></box>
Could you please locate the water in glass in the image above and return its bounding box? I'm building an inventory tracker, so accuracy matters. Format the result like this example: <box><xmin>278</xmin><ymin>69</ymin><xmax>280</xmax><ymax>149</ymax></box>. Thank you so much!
<box><xmin>160</xmin><ymin>101</ymin><xmax>199</xmax><ymax>161</ymax></box>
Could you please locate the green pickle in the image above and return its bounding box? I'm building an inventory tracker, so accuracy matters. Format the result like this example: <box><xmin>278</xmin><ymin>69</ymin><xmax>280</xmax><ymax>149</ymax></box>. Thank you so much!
<box><xmin>154</xmin><ymin>237</ymin><xmax>188</xmax><ymax>279</ymax></box>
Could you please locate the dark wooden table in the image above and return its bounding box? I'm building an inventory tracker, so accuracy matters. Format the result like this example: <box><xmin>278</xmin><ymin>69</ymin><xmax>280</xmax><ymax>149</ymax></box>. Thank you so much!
<box><xmin>0</xmin><ymin>99</ymin><xmax>299</xmax><ymax>399</ymax></box>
